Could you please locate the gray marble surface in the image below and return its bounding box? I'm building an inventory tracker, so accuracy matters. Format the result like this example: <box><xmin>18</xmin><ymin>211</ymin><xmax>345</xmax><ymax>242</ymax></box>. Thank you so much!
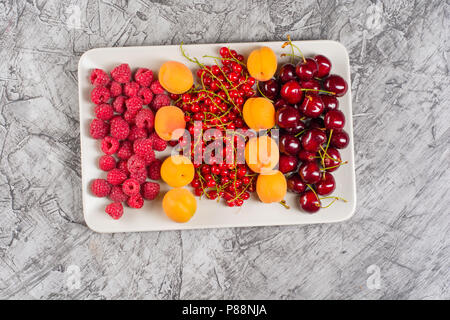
<box><xmin>0</xmin><ymin>0</ymin><xmax>448</xmax><ymax>300</ymax></box>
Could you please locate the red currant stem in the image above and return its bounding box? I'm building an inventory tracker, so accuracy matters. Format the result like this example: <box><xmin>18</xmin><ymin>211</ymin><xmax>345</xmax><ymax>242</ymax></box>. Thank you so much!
<box><xmin>195</xmin><ymin>168</ymin><xmax>206</xmax><ymax>197</ymax></box>
<box><xmin>320</xmin><ymin>161</ymin><xmax>348</xmax><ymax>171</ymax></box>
<box><xmin>256</xmin><ymin>81</ymin><xmax>274</xmax><ymax>102</ymax></box>
<box><xmin>279</xmin><ymin>200</ymin><xmax>290</xmax><ymax>209</ymax></box>
<box><xmin>202</xmin><ymin>54</ymin><xmax>246</xmax><ymax>67</ymax></box>
<box><xmin>300</xmin><ymin>88</ymin><xmax>336</xmax><ymax>95</ymax></box>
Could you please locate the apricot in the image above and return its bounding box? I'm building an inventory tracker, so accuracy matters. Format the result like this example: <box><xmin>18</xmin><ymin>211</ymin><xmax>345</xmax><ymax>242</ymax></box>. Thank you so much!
<box><xmin>245</xmin><ymin>136</ymin><xmax>279</xmax><ymax>174</ymax></box>
<box><xmin>158</xmin><ymin>61</ymin><xmax>193</xmax><ymax>94</ymax></box>
<box><xmin>246</xmin><ymin>46</ymin><xmax>277</xmax><ymax>81</ymax></box>
<box><xmin>243</xmin><ymin>97</ymin><xmax>275</xmax><ymax>130</ymax></box>
<box><xmin>256</xmin><ymin>170</ymin><xmax>287</xmax><ymax>203</ymax></box>
<box><xmin>155</xmin><ymin>106</ymin><xmax>186</xmax><ymax>141</ymax></box>
<box><xmin>160</xmin><ymin>155</ymin><xmax>194</xmax><ymax>188</ymax></box>
<box><xmin>163</xmin><ymin>187</ymin><xmax>197</xmax><ymax>223</ymax></box>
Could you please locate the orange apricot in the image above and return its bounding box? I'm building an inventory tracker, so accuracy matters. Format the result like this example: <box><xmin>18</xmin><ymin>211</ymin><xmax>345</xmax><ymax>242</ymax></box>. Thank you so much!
<box><xmin>155</xmin><ymin>106</ymin><xmax>186</xmax><ymax>141</ymax></box>
<box><xmin>158</xmin><ymin>61</ymin><xmax>193</xmax><ymax>94</ymax></box>
<box><xmin>245</xmin><ymin>136</ymin><xmax>279</xmax><ymax>174</ymax></box>
<box><xmin>256</xmin><ymin>170</ymin><xmax>287</xmax><ymax>203</ymax></box>
<box><xmin>160</xmin><ymin>155</ymin><xmax>195</xmax><ymax>188</ymax></box>
<box><xmin>246</xmin><ymin>47</ymin><xmax>277</xmax><ymax>81</ymax></box>
<box><xmin>243</xmin><ymin>97</ymin><xmax>275</xmax><ymax>130</ymax></box>
<box><xmin>163</xmin><ymin>187</ymin><xmax>197</xmax><ymax>223</ymax></box>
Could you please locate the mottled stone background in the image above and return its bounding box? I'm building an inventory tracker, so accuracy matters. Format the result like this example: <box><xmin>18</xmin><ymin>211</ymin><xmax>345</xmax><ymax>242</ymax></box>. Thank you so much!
<box><xmin>0</xmin><ymin>0</ymin><xmax>448</xmax><ymax>299</ymax></box>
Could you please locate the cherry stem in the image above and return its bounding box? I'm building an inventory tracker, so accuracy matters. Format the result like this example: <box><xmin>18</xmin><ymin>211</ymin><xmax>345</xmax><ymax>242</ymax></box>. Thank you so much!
<box><xmin>320</xmin><ymin>161</ymin><xmax>348</xmax><ymax>171</ymax></box>
<box><xmin>301</xmin><ymin>88</ymin><xmax>336</xmax><ymax>95</ymax></box>
<box><xmin>283</xmin><ymin>35</ymin><xmax>306</xmax><ymax>63</ymax></box>
<box><xmin>256</xmin><ymin>80</ymin><xmax>274</xmax><ymax>102</ymax></box>
<box><xmin>279</xmin><ymin>200</ymin><xmax>290</xmax><ymax>209</ymax></box>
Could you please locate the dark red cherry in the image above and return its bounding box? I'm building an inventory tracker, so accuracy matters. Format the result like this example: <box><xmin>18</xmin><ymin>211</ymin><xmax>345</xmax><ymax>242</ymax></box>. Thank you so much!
<box><xmin>315</xmin><ymin>172</ymin><xmax>335</xmax><ymax>196</ymax></box>
<box><xmin>298</xmin><ymin>149</ymin><xmax>316</xmax><ymax>162</ymax></box>
<box><xmin>324</xmin><ymin>110</ymin><xmax>345</xmax><ymax>130</ymax></box>
<box><xmin>295</xmin><ymin>58</ymin><xmax>318</xmax><ymax>81</ymax></box>
<box><xmin>299</xmin><ymin>161</ymin><xmax>321</xmax><ymax>184</ymax></box>
<box><xmin>299</xmin><ymin>190</ymin><xmax>321</xmax><ymax>213</ymax></box>
<box><xmin>279</xmin><ymin>63</ymin><xmax>297</xmax><ymax>83</ymax></box>
<box><xmin>314</xmin><ymin>55</ymin><xmax>331</xmax><ymax>78</ymax></box>
<box><xmin>279</xmin><ymin>134</ymin><xmax>301</xmax><ymax>155</ymax></box>
<box><xmin>280</xmin><ymin>80</ymin><xmax>303</xmax><ymax>104</ymax></box>
<box><xmin>279</xmin><ymin>155</ymin><xmax>298</xmax><ymax>174</ymax></box>
<box><xmin>300</xmin><ymin>94</ymin><xmax>324</xmax><ymax>118</ymax></box>
<box><xmin>300</xmin><ymin>79</ymin><xmax>320</xmax><ymax>90</ymax></box>
<box><xmin>323</xmin><ymin>148</ymin><xmax>341</xmax><ymax>172</ymax></box>
<box><xmin>283</xmin><ymin>120</ymin><xmax>305</xmax><ymax>135</ymax></box>
<box><xmin>258</xmin><ymin>79</ymin><xmax>279</xmax><ymax>100</ymax></box>
<box><xmin>320</xmin><ymin>95</ymin><xmax>339</xmax><ymax>112</ymax></box>
<box><xmin>301</xmin><ymin>128</ymin><xmax>327</xmax><ymax>152</ymax></box>
<box><xmin>274</xmin><ymin>98</ymin><xmax>289</xmax><ymax>110</ymax></box>
<box><xmin>287</xmin><ymin>174</ymin><xmax>306</xmax><ymax>194</ymax></box>
<box><xmin>323</xmin><ymin>74</ymin><xmax>348</xmax><ymax>97</ymax></box>
<box><xmin>329</xmin><ymin>130</ymin><xmax>349</xmax><ymax>149</ymax></box>
<box><xmin>276</xmin><ymin>106</ymin><xmax>301</xmax><ymax>129</ymax></box>
<box><xmin>308</xmin><ymin>118</ymin><xmax>324</xmax><ymax>130</ymax></box>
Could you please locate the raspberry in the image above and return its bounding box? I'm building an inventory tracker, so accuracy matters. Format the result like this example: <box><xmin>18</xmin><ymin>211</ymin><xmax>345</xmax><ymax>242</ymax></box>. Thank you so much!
<box><xmin>94</xmin><ymin>103</ymin><xmax>114</xmax><ymax>121</ymax></box>
<box><xmin>101</xmin><ymin>136</ymin><xmax>120</xmax><ymax>155</ymax></box>
<box><xmin>125</xmin><ymin>96</ymin><xmax>143</xmax><ymax>113</ymax></box>
<box><xmin>130</xmin><ymin>170</ymin><xmax>147</xmax><ymax>184</ymax></box>
<box><xmin>135</xmin><ymin>109</ymin><xmax>154</xmax><ymax>131</ymax></box>
<box><xmin>150</xmin><ymin>94</ymin><xmax>171</xmax><ymax>112</ymax></box>
<box><xmin>137</xmin><ymin>87</ymin><xmax>154</xmax><ymax>105</ymax></box>
<box><xmin>124</xmin><ymin>81</ymin><xmax>140</xmax><ymax>97</ymax></box>
<box><xmin>117</xmin><ymin>160</ymin><xmax>130</xmax><ymax>175</ymax></box>
<box><xmin>127</xmin><ymin>193</ymin><xmax>144</xmax><ymax>209</ymax></box>
<box><xmin>150</xmin><ymin>80</ymin><xmax>166</xmax><ymax>94</ymax></box>
<box><xmin>90</xmin><ymin>179</ymin><xmax>111</xmax><ymax>197</ymax></box>
<box><xmin>142</xmin><ymin>182</ymin><xmax>160</xmax><ymax>200</ymax></box>
<box><xmin>122</xmin><ymin>178</ymin><xmax>141</xmax><ymax>196</ymax></box>
<box><xmin>91</xmin><ymin>86</ymin><xmax>111</xmax><ymax>104</ymax></box>
<box><xmin>99</xmin><ymin>155</ymin><xmax>116</xmax><ymax>171</ymax></box>
<box><xmin>107</xmin><ymin>168</ymin><xmax>127</xmax><ymax>185</ymax></box>
<box><xmin>110</xmin><ymin>116</ymin><xmax>130</xmax><ymax>140</ymax></box>
<box><xmin>90</xmin><ymin>69</ymin><xmax>110</xmax><ymax>86</ymax></box>
<box><xmin>147</xmin><ymin>159</ymin><xmax>162</xmax><ymax>180</ymax></box>
<box><xmin>143</xmin><ymin>149</ymin><xmax>156</xmax><ymax>165</ymax></box>
<box><xmin>124</xmin><ymin>110</ymin><xmax>137</xmax><ymax>124</ymax></box>
<box><xmin>109</xmin><ymin>81</ymin><xmax>122</xmax><ymax>97</ymax></box>
<box><xmin>135</xmin><ymin>68</ymin><xmax>153</xmax><ymax>87</ymax></box>
<box><xmin>117</xmin><ymin>140</ymin><xmax>133</xmax><ymax>160</ymax></box>
<box><xmin>113</xmin><ymin>96</ymin><xmax>126</xmax><ymax>114</ymax></box>
<box><xmin>150</xmin><ymin>132</ymin><xmax>167</xmax><ymax>151</ymax></box>
<box><xmin>109</xmin><ymin>185</ymin><xmax>129</xmax><ymax>203</ymax></box>
<box><xmin>90</xmin><ymin>119</ymin><xmax>109</xmax><ymax>139</ymax></box>
<box><xmin>133</xmin><ymin>138</ymin><xmax>153</xmax><ymax>157</ymax></box>
<box><xmin>127</xmin><ymin>154</ymin><xmax>146</xmax><ymax>174</ymax></box>
<box><xmin>111</xmin><ymin>63</ymin><xmax>131</xmax><ymax>83</ymax></box>
<box><xmin>127</xmin><ymin>125</ymin><xmax>148</xmax><ymax>142</ymax></box>
<box><xmin>105</xmin><ymin>202</ymin><xmax>123</xmax><ymax>220</ymax></box>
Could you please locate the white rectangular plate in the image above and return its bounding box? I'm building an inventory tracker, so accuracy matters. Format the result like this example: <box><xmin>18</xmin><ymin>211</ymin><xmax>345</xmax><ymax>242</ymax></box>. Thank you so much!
<box><xmin>79</xmin><ymin>40</ymin><xmax>356</xmax><ymax>233</ymax></box>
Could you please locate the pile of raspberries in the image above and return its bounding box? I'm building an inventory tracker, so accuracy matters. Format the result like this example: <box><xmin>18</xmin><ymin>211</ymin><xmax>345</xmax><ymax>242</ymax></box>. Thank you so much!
<box><xmin>88</xmin><ymin>63</ymin><xmax>173</xmax><ymax>220</ymax></box>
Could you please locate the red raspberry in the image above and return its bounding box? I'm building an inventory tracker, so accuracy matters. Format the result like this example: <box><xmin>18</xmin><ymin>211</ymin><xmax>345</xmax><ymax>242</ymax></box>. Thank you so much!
<box><xmin>99</xmin><ymin>155</ymin><xmax>116</xmax><ymax>171</ymax></box>
<box><xmin>135</xmin><ymin>109</ymin><xmax>154</xmax><ymax>131</ymax></box>
<box><xmin>133</xmin><ymin>138</ymin><xmax>153</xmax><ymax>157</ymax></box>
<box><xmin>90</xmin><ymin>179</ymin><xmax>111</xmax><ymax>197</ymax></box>
<box><xmin>94</xmin><ymin>103</ymin><xmax>114</xmax><ymax>121</ymax></box>
<box><xmin>107</xmin><ymin>168</ymin><xmax>127</xmax><ymax>185</ymax></box>
<box><xmin>150</xmin><ymin>132</ymin><xmax>167</xmax><ymax>151</ymax></box>
<box><xmin>150</xmin><ymin>94</ymin><xmax>171</xmax><ymax>112</ymax></box>
<box><xmin>137</xmin><ymin>87</ymin><xmax>154</xmax><ymax>105</ymax></box>
<box><xmin>127</xmin><ymin>125</ymin><xmax>148</xmax><ymax>142</ymax></box>
<box><xmin>89</xmin><ymin>119</ymin><xmax>109</xmax><ymax>139</ymax></box>
<box><xmin>142</xmin><ymin>182</ymin><xmax>160</xmax><ymax>200</ymax></box>
<box><xmin>117</xmin><ymin>140</ymin><xmax>133</xmax><ymax>160</ymax></box>
<box><xmin>111</xmin><ymin>63</ymin><xmax>131</xmax><ymax>83</ymax></box>
<box><xmin>127</xmin><ymin>193</ymin><xmax>144</xmax><ymax>209</ymax></box>
<box><xmin>105</xmin><ymin>202</ymin><xmax>123</xmax><ymax>220</ymax></box>
<box><xmin>143</xmin><ymin>150</ymin><xmax>156</xmax><ymax>165</ymax></box>
<box><xmin>124</xmin><ymin>81</ymin><xmax>140</xmax><ymax>97</ymax></box>
<box><xmin>127</xmin><ymin>154</ymin><xmax>146</xmax><ymax>174</ymax></box>
<box><xmin>117</xmin><ymin>160</ymin><xmax>130</xmax><ymax>175</ymax></box>
<box><xmin>122</xmin><ymin>178</ymin><xmax>141</xmax><ymax>196</ymax></box>
<box><xmin>150</xmin><ymin>80</ymin><xmax>166</xmax><ymax>94</ymax></box>
<box><xmin>110</xmin><ymin>116</ymin><xmax>130</xmax><ymax>140</ymax></box>
<box><xmin>101</xmin><ymin>136</ymin><xmax>120</xmax><ymax>155</ymax></box>
<box><xmin>147</xmin><ymin>159</ymin><xmax>162</xmax><ymax>180</ymax></box>
<box><xmin>109</xmin><ymin>185</ymin><xmax>129</xmax><ymax>203</ymax></box>
<box><xmin>90</xmin><ymin>69</ymin><xmax>110</xmax><ymax>86</ymax></box>
<box><xmin>109</xmin><ymin>81</ymin><xmax>122</xmax><ymax>97</ymax></box>
<box><xmin>91</xmin><ymin>86</ymin><xmax>111</xmax><ymax>104</ymax></box>
<box><xmin>130</xmin><ymin>170</ymin><xmax>147</xmax><ymax>184</ymax></box>
<box><xmin>135</xmin><ymin>68</ymin><xmax>153</xmax><ymax>87</ymax></box>
<box><xmin>125</xmin><ymin>96</ymin><xmax>143</xmax><ymax>113</ymax></box>
<box><xmin>124</xmin><ymin>110</ymin><xmax>137</xmax><ymax>124</ymax></box>
<box><xmin>113</xmin><ymin>96</ymin><xmax>126</xmax><ymax>114</ymax></box>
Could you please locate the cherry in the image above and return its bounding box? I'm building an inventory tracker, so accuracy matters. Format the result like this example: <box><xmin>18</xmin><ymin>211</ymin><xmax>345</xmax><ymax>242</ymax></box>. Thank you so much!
<box><xmin>298</xmin><ymin>149</ymin><xmax>316</xmax><ymax>162</ymax></box>
<box><xmin>279</xmin><ymin>63</ymin><xmax>297</xmax><ymax>83</ymax></box>
<box><xmin>324</xmin><ymin>110</ymin><xmax>345</xmax><ymax>130</ymax></box>
<box><xmin>280</xmin><ymin>80</ymin><xmax>303</xmax><ymax>104</ymax></box>
<box><xmin>287</xmin><ymin>174</ymin><xmax>306</xmax><ymax>193</ymax></box>
<box><xmin>315</xmin><ymin>172</ymin><xmax>335</xmax><ymax>195</ymax></box>
<box><xmin>295</xmin><ymin>58</ymin><xmax>318</xmax><ymax>81</ymax></box>
<box><xmin>283</xmin><ymin>120</ymin><xmax>305</xmax><ymax>135</ymax></box>
<box><xmin>299</xmin><ymin>190</ymin><xmax>321</xmax><ymax>213</ymax></box>
<box><xmin>314</xmin><ymin>55</ymin><xmax>331</xmax><ymax>78</ymax></box>
<box><xmin>274</xmin><ymin>99</ymin><xmax>289</xmax><ymax>110</ymax></box>
<box><xmin>320</xmin><ymin>95</ymin><xmax>339</xmax><ymax>112</ymax></box>
<box><xmin>279</xmin><ymin>134</ymin><xmax>301</xmax><ymax>156</ymax></box>
<box><xmin>276</xmin><ymin>106</ymin><xmax>301</xmax><ymax>129</ymax></box>
<box><xmin>299</xmin><ymin>161</ymin><xmax>321</xmax><ymax>184</ymax></box>
<box><xmin>299</xmin><ymin>94</ymin><xmax>324</xmax><ymax>118</ymax></box>
<box><xmin>301</xmin><ymin>128</ymin><xmax>327</xmax><ymax>152</ymax></box>
<box><xmin>300</xmin><ymin>79</ymin><xmax>320</xmax><ymax>90</ymax></box>
<box><xmin>258</xmin><ymin>79</ymin><xmax>279</xmax><ymax>100</ymax></box>
<box><xmin>323</xmin><ymin>148</ymin><xmax>341</xmax><ymax>172</ymax></box>
<box><xmin>279</xmin><ymin>155</ymin><xmax>298</xmax><ymax>174</ymax></box>
<box><xmin>323</xmin><ymin>74</ymin><xmax>348</xmax><ymax>97</ymax></box>
<box><xmin>329</xmin><ymin>130</ymin><xmax>349</xmax><ymax>149</ymax></box>
<box><xmin>308</xmin><ymin>118</ymin><xmax>324</xmax><ymax>130</ymax></box>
